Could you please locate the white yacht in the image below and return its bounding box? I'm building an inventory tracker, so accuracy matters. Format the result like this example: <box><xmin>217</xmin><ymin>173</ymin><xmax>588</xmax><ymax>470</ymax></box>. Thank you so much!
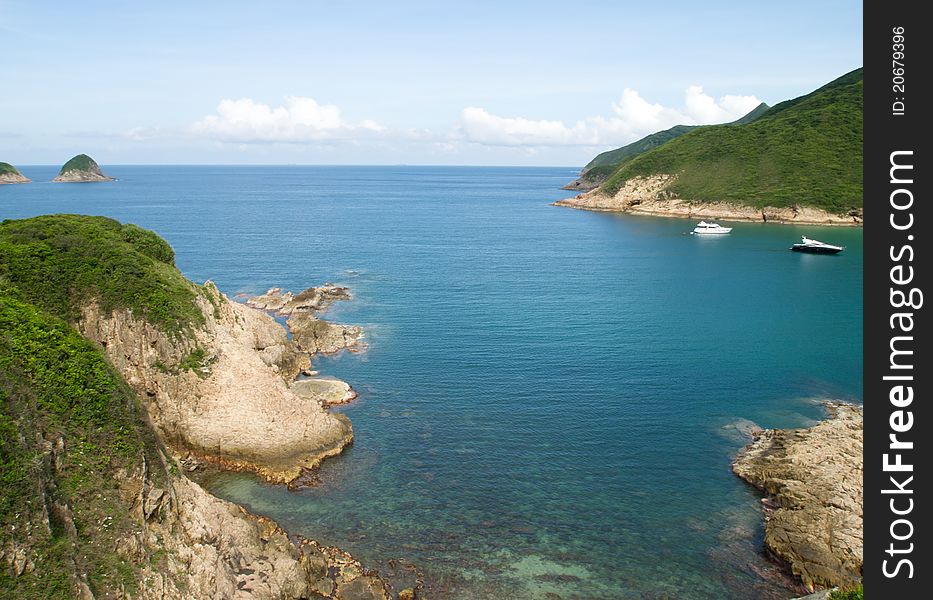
<box><xmin>790</xmin><ymin>236</ymin><xmax>844</xmax><ymax>254</ymax></box>
<box><xmin>692</xmin><ymin>221</ymin><xmax>732</xmax><ymax>235</ymax></box>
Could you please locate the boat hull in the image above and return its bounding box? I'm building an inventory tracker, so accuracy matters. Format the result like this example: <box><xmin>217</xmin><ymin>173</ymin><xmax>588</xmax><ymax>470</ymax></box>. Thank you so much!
<box><xmin>791</xmin><ymin>245</ymin><xmax>843</xmax><ymax>254</ymax></box>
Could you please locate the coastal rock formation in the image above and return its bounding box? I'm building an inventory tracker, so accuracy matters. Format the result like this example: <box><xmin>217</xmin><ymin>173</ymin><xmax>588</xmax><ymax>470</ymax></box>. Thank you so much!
<box><xmin>292</xmin><ymin>377</ymin><xmax>358</xmax><ymax>407</ymax></box>
<box><xmin>248</xmin><ymin>284</ymin><xmax>351</xmax><ymax>315</ymax></box>
<box><xmin>288</xmin><ymin>311</ymin><xmax>364</xmax><ymax>354</ymax></box>
<box><xmin>0</xmin><ymin>162</ymin><xmax>30</xmax><ymax>184</ymax></box>
<box><xmin>79</xmin><ymin>282</ymin><xmax>352</xmax><ymax>484</ymax></box>
<box><xmin>733</xmin><ymin>403</ymin><xmax>863</xmax><ymax>591</ymax></box>
<box><xmin>52</xmin><ymin>153</ymin><xmax>114</xmax><ymax>182</ymax></box>
<box><xmin>248</xmin><ymin>285</ymin><xmax>365</xmax><ymax>354</ymax></box>
<box><xmin>128</xmin><ymin>469</ymin><xmax>392</xmax><ymax>599</ymax></box>
<box><xmin>1</xmin><ymin>216</ymin><xmax>401</xmax><ymax>599</ymax></box>
<box><xmin>554</xmin><ymin>175</ymin><xmax>863</xmax><ymax>226</ymax></box>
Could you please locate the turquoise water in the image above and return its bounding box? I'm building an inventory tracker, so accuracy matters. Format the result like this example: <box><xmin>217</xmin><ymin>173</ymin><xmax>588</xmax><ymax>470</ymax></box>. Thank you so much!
<box><xmin>2</xmin><ymin>166</ymin><xmax>863</xmax><ymax>598</ymax></box>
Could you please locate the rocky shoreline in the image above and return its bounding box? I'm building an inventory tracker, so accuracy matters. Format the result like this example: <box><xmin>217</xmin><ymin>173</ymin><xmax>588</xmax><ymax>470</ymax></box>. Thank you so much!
<box><xmin>733</xmin><ymin>403</ymin><xmax>863</xmax><ymax>593</ymax></box>
<box><xmin>74</xmin><ymin>277</ymin><xmax>417</xmax><ymax>598</ymax></box>
<box><xmin>553</xmin><ymin>174</ymin><xmax>863</xmax><ymax>226</ymax></box>
<box><xmin>0</xmin><ymin>172</ymin><xmax>30</xmax><ymax>184</ymax></box>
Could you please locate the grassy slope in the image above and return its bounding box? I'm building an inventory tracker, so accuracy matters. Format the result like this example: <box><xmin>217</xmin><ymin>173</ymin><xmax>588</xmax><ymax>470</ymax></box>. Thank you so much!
<box><xmin>601</xmin><ymin>69</ymin><xmax>863</xmax><ymax>213</ymax></box>
<box><xmin>58</xmin><ymin>154</ymin><xmax>98</xmax><ymax>174</ymax></box>
<box><xmin>0</xmin><ymin>162</ymin><xmax>23</xmax><ymax>176</ymax></box>
<box><xmin>0</xmin><ymin>215</ymin><xmax>208</xmax><ymax>596</ymax></box>
<box><xmin>581</xmin><ymin>102</ymin><xmax>771</xmax><ymax>175</ymax></box>
<box><xmin>0</xmin><ymin>286</ymin><xmax>169</xmax><ymax>597</ymax></box>
<box><xmin>0</xmin><ymin>215</ymin><xmax>204</xmax><ymax>335</ymax></box>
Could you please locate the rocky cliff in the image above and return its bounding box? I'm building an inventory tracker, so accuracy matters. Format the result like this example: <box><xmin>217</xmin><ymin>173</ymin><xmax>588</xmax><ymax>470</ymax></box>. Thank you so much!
<box><xmin>52</xmin><ymin>154</ymin><xmax>114</xmax><ymax>182</ymax></box>
<box><xmin>1</xmin><ymin>215</ymin><xmax>411</xmax><ymax>599</ymax></box>
<box><xmin>733</xmin><ymin>403</ymin><xmax>863</xmax><ymax>592</ymax></box>
<box><xmin>78</xmin><ymin>282</ymin><xmax>354</xmax><ymax>485</ymax></box>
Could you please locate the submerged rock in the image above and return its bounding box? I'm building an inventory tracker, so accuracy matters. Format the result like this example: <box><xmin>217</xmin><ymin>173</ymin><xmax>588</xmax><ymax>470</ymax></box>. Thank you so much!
<box><xmin>52</xmin><ymin>153</ymin><xmax>114</xmax><ymax>182</ymax></box>
<box><xmin>733</xmin><ymin>403</ymin><xmax>863</xmax><ymax>591</ymax></box>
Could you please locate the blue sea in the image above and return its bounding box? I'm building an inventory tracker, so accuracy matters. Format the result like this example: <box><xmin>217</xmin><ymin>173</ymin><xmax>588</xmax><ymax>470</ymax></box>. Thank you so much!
<box><xmin>1</xmin><ymin>166</ymin><xmax>863</xmax><ymax>599</ymax></box>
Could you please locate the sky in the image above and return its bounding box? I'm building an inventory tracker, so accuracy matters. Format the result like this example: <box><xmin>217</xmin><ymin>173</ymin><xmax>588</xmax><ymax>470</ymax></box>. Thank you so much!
<box><xmin>0</xmin><ymin>0</ymin><xmax>862</xmax><ymax>166</ymax></box>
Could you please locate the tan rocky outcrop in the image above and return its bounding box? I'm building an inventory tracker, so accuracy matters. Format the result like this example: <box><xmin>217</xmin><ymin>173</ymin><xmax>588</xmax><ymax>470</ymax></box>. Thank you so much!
<box><xmin>248</xmin><ymin>284</ymin><xmax>351</xmax><ymax>315</ymax></box>
<box><xmin>248</xmin><ymin>285</ymin><xmax>364</xmax><ymax>355</ymax></box>
<box><xmin>78</xmin><ymin>282</ymin><xmax>351</xmax><ymax>484</ymax></box>
<box><xmin>119</xmin><ymin>459</ymin><xmax>392</xmax><ymax>599</ymax></box>
<box><xmin>0</xmin><ymin>171</ymin><xmax>30</xmax><ymax>184</ymax></box>
<box><xmin>733</xmin><ymin>403</ymin><xmax>863</xmax><ymax>591</ymax></box>
<box><xmin>287</xmin><ymin>312</ymin><xmax>364</xmax><ymax>355</ymax></box>
<box><xmin>553</xmin><ymin>174</ymin><xmax>863</xmax><ymax>226</ymax></box>
<box><xmin>291</xmin><ymin>377</ymin><xmax>358</xmax><ymax>407</ymax></box>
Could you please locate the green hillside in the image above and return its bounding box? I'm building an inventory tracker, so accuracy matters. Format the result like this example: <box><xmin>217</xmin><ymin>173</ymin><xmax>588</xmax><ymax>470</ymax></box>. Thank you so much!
<box><xmin>0</xmin><ymin>162</ymin><xmax>22</xmax><ymax>176</ymax></box>
<box><xmin>584</xmin><ymin>125</ymin><xmax>696</xmax><ymax>173</ymax></box>
<box><xmin>577</xmin><ymin>102</ymin><xmax>770</xmax><ymax>185</ymax></box>
<box><xmin>600</xmin><ymin>69</ymin><xmax>863</xmax><ymax>213</ymax></box>
<box><xmin>0</xmin><ymin>215</ymin><xmax>194</xmax><ymax>596</ymax></box>
<box><xmin>0</xmin><ymin>215</ymin><xmax>204</xmax><ymax>335</ymax></box>
<box><xmin>58</xmin><ymin>154</ymin><xmax>99</xmax><ymax>174</ymax></box>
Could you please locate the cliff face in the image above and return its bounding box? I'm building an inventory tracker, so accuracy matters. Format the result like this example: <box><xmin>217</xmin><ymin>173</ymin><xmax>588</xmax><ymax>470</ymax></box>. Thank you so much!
<box><xmin>733</xmin><ymin>403</ymin><xmax>863</xmax><ymax>592</ymax></box>
<box><xmin>52</xmin><ymin>154</ymin><xmax>114</xmax><ymax>182</ymax></box>
<box><xmin>78</xmin><ymin>282</ymin><xmax>353</xmax><ymax>485</ymax></box>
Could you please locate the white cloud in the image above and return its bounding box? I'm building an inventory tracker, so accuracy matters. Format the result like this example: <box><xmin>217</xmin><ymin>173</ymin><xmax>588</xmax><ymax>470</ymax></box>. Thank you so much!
<box><xmin>191</xmin><ymin>96</ymin><xmax>385</xmax><ymax>143</ymax></box>
<box><xmin>460</xmin><ymin>86</ymin><xmax>762</xmax><ymax>148</ymax></box>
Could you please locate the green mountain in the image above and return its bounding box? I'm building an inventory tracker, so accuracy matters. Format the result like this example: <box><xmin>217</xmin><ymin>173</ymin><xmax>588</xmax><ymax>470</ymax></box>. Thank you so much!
<box><xmin>566</xmin><ymin>102</ymin><xmax>770</xmax><ymax>190</ymax></box>
<box><xmin>57</xmin><ymin>154</ymin><xmax>98</xmax><ymax>174</ymax></box>
<box><xmin>600</xmin><ymin>68</ymin><xmax>863</xmax><ymax>213</ymax></box>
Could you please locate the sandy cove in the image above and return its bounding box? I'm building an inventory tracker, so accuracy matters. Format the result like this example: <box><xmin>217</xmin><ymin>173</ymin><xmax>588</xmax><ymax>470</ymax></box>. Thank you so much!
<box><xmin>553</xmin><ymin>174</ymin><xmax>863</xmax><ymax>226</ymax></box>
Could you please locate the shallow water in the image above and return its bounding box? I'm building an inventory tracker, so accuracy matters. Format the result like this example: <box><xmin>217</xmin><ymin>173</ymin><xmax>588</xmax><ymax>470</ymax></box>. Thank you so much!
<box><xmin>2</xmin><ymin>166</ymin><xmax>863</xmax><ymax>598</ymax></box>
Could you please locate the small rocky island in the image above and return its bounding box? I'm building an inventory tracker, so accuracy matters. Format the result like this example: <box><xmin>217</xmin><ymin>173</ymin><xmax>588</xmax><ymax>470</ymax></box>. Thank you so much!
<box><xmin>52</xmin><ymin>153</ymin><xmax>114</xmax><ymax>182</ymax></box>
<box><xmin>0</xmin><ymin>161</ymin><xmax>30</xmax><ymax>184</ymax></box>
<box><xmin>733</xmin><ymin>403</ymin><xmax>863</xmax><ymax>593</ymax></box>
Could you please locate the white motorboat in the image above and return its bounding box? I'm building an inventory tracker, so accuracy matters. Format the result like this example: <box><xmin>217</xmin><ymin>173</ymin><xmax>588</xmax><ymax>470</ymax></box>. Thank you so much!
<box><xmin>790</xmin><ymin>236</ymin><xmax>844</xmax><ymax>254</ymax></box>
<box><xmin>692</xmin><ymin>221</ymin><xmax>732</xmax><ymax>235</ymax></box>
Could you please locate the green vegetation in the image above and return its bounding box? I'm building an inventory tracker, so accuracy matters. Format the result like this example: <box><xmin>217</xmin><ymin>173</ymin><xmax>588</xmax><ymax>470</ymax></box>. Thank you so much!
<box><xmin>829</xmin><ymin>584</ymin><xmax>864</xmax><ymax>599</ymax></box>
<box><xmin>0</xmin><ymin>286</ymin><xmax>167</xmax><ymax>597</ymax></box>
<box><xmin>0</xmin><ymin>215</ymin><xmax>212</xmax><ymax>595</ymax></box>
<box><xmin>152</xmin><ymin>348</ymin><xmax>212</xmax><ymax>377</ymax></box>
<box><xmin>600</xmin><ymin>69</ymin><xmax>863</xmax><ymax>213</ymax></box>
<box><xmin>58</xmin><ymin>154</ymin><xmax>99</xmax><ymax>174</ymax></box>
<box><xmin>584</xmin><ymin>124</ymin><xmax>698</xmax><ymax>173</ymax></box>
<box><xmin>577</xmin><ymin>102</ymin><xmax>770</xmax><ymax>186</ymax></box>
<box><xmin>0</xmin><ymin>215</ymin><xmax>204</xmax><ymax>335</ymax></box>
<box><xmin>0</xmin><ymin>162</ymin><xmax>23</xmax><ymax>176</ymax></box>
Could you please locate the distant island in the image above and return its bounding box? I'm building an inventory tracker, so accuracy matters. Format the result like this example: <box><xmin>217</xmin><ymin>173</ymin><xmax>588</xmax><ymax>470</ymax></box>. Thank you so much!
<box><xmin>556</xmin><ymin>68</ymin><xmax>863</xmax><ymax>225</ymax></box>
<box><xmin>0</xmin><ymin>162</ymin><xmax>30</xmax><ymax>184</ymax></box>
<box><xmin>52</xmin><ymin>153</ymin><xmax>114</xmax><ymax>182</ymax></box>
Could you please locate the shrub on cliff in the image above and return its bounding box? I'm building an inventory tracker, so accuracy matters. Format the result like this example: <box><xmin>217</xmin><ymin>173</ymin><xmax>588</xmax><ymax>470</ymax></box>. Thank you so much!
<box><xmin>0</xmin><ymin>286</ymin><xmax>168</xmax><ymax>596</ymax></box>
<box><xmin>0</xmin><ymin>215</ymin><xmax>202</xmax><ymax>335</ymax></box>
